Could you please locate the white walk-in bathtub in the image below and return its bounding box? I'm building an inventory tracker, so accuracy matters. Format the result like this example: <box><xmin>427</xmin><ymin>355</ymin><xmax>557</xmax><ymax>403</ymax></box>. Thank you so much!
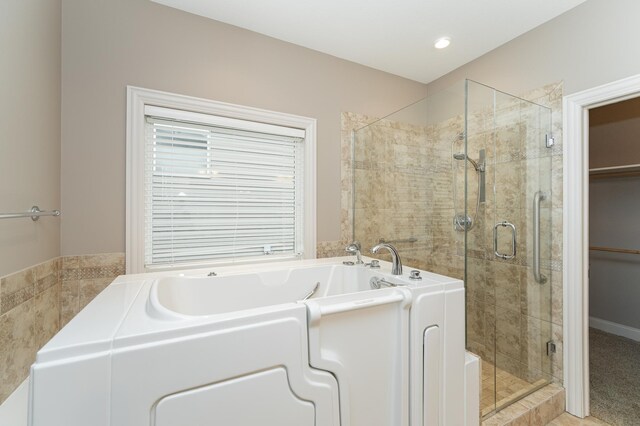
<box><xmin>29</xmin><ymin>257</ymin><xmax>478</xmax><ymax>426</ymax></box>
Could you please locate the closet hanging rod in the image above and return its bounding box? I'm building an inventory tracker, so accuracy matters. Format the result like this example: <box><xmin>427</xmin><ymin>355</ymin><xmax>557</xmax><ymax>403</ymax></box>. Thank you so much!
<box><xmin>0</xmin><ymin>206</ymin><xmax>61</xmax><ymax>221</ymax></box>
<box><xmin>589</xmin><ymin>164</ymin><xmax>640</xmax><ymax>179</ymax></box>
<box><xmin>589</xmin><ymin>246</ymin><xmax>640</xmax><ymax>255</ymax></box>
<box><xmin>589</xmin><ymin>171</ymin><xmax>640</xmax><ymax>179</ymax></box>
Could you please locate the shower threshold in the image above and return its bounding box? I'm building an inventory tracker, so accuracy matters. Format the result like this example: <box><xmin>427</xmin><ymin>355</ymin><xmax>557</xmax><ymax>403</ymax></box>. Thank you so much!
<box><xmin>481</xmin><ymin>360</ymin><xmax>549</xmax><ymax>419</ymax></box>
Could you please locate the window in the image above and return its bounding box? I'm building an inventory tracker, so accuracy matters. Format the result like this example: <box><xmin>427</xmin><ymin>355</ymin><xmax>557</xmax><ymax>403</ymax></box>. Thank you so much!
<box><xmin>127</xmin><ymin>88</ymin><xmax>316</xmax><ymax>273</ymax></box>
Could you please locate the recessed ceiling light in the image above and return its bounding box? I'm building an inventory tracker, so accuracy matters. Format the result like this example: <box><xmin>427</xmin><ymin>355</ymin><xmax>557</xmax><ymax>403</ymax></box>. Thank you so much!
<box><xmin>434</xmin><ymin>37</ymin><xmax>451</xmax><ymax>49</ymax></box>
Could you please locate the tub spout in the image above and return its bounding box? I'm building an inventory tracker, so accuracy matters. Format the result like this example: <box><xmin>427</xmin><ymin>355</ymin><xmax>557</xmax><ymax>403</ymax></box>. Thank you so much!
<box><xmin>370</xmin><ymin>243</ymin><xmax>403</xmax><ymax>276</ymax></box>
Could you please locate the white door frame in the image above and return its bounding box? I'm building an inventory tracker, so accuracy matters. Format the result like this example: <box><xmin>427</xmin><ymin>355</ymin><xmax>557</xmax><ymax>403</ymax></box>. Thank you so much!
<box><xmin>563</xmin><ymin>74</ymin><xmax>640</xmax><ymax>417</ymax></box>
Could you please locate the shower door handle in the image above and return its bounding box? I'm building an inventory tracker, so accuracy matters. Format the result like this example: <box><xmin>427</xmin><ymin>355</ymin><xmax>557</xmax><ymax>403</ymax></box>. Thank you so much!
<box><xmin>494</xmin><ymin>221</ymin><xmax>516</xmax><ymax>260</ymax></box>
<box><xmin>533</xmin><ymin>191</ymin><xmax>548</xmax><ymax>284</ymax></box>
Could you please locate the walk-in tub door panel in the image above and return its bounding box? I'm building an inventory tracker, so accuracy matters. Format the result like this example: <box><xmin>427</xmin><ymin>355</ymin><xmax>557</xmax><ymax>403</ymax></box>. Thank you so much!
<box><xmin>109</xmin><ymin>308</ymin><xmax>340</xmax><ymax>426</ymax></box>
<box><xmin>153</xmin><ymin>368</ymin><xmax>314</xmax><ymax>426</ymax></box>
<box><xmin>306</xmin><ymin>288</ymin><xmax>411</xmax><ymax>426</ymax></box>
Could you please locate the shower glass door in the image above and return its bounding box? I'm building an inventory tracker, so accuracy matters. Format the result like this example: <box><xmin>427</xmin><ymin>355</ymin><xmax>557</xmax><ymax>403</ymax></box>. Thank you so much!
<box><xmin>465</xmin><ymin>80</ymin><xmax>553</xmax><ymax>417</ymax></box>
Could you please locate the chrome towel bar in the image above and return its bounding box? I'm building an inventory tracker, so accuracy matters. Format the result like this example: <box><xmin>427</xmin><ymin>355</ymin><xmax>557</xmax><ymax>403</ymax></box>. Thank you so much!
<box><xmin>0</xmin><ymin>206</ymin><xmax>61</xmax><ymax>221</ymax></box>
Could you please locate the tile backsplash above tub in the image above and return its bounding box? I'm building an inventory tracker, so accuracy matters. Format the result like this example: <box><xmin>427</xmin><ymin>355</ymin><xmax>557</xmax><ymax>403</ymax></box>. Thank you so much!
<box><xmin>0</xmin><ymin>253</ymin><xmax>124</xmax><ymax>405</ymax></box>
<box><xmin>60</xmin><ymin>253</ymin><xmax>125</xmax><ymax>326</ymax></box>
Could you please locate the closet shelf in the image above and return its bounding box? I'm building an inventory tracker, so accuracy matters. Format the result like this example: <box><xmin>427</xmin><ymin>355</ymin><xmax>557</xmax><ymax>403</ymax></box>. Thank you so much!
<box><xmin>589</xmin><ymin>246</ymin><xmax>640</xmax><ymax>255</ymax></box>
<box><xmin>589</xmin><ymin>164</ymin><xmax>640</xmax><ymax>179</ymax></box>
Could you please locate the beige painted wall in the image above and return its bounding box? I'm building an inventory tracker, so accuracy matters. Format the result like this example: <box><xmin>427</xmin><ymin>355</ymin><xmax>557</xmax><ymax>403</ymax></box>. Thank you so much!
<box><xmin>0</xmin><ymin>0</ymin><xmax>61</xmax><ymax>277</ymax></box>
<box><xmin>590</xmin><ymin>97</ymin><xmax>640</xmax><ymax>168</ymax></box>
<box><xmin>60</xmin><ymin>0</ymin><xmax>427</xmax><ymax>255</ymax></box>
<box><xmin>428</xmin><ymin>0</ymin><xmax>640</xmax><ymax>98</ymax></box>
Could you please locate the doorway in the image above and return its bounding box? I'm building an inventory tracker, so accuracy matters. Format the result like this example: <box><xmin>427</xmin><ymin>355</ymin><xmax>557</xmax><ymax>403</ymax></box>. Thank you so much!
<box><xmin>564</xmin><ymin>74</ymin><xmax>640</xmax><ymax>419</ymax></box>
<box><xmin>588</xmin><ymin>97</ymin><xmax>640</xmax><ymax>424</ymax></box>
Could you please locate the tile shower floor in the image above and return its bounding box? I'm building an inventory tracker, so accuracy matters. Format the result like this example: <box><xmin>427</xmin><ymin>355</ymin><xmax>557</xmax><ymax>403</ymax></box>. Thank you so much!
<box><xmin>481</xmin><ymin>360</ymin><xmax>548</xmax><ymax>417</ymax></box>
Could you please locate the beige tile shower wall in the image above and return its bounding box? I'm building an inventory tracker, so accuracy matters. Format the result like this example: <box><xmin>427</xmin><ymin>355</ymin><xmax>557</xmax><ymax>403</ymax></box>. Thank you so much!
<box><xmin>0</xmin><ymin>253</ymin><xmax>124</xmax><ymax>405</ymax></box>
<box><xmin>329</xmin><ymin>108</ymin><xmax>486</xmax><ymax>279</ymax></box>
<box><xmin>353</xmin><ymin>116</ymin><xmax>432</xmax><ymax>270</ymax></box>
<box><xmin>429</xmin><ymin>115</ymin><xmax>465</xmax><ymax>279</ymax></box>
<box><xmin>330</xmin><ymin>81</ymin><xmax>564</xmax><ymax>386</ymax></box>
<box><xmin>320</xmin><ymin>112</ymin><xmax>464</xmax><ymax>279</ymax></box>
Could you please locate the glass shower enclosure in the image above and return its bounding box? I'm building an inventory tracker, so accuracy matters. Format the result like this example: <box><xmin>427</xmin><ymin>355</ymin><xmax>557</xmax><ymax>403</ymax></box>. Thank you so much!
<box><xmin>352</xmin><ymin>80</ymin><xmax>553</xmax><ymax>418</ymax></box>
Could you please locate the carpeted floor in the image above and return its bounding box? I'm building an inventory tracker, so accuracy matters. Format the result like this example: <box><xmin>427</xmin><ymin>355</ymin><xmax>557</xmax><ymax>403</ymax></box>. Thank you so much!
<box><xmin>590</xmin><ymin>328</ymin><xmax>640</xmax><ymax>425</ymax></box>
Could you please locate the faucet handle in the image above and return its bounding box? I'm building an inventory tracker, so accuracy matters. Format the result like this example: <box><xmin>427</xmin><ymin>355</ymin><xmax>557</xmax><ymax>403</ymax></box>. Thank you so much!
<box><xmin>409</xmin><ymin>270</ymin><xmax>422</xmax><ymax>280</ymax></box>
<box><xmin>345</xmin><ymin>241</ymin><xmax>361</xmax><ymax>252</ymax></box>
<box><xmin>345</xmin><ymin>241</ymin><xmax>364</xmax><ymax>264</ymax></box>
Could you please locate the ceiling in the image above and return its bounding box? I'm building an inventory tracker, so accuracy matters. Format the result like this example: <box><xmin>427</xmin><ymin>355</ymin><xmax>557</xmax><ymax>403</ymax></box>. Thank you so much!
<box><xmin>151</xmin><ymin>0</ymin><xmax>587</xmax><ymax>84</ymax></box>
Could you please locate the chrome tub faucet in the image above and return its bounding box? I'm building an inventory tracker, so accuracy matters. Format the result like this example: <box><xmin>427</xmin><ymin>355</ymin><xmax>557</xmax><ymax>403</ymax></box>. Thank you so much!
<box><xmin>370</xmin><ymin>243</ymin><xmax>403</xmax><ymax>276</ymax></box>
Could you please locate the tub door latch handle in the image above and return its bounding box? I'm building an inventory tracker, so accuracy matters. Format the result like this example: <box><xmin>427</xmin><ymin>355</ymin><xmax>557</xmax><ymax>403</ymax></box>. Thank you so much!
<box><xmin>301</xmin><ymin>282</ymin><xmax>320</xmax><ymax>301</ymax></box>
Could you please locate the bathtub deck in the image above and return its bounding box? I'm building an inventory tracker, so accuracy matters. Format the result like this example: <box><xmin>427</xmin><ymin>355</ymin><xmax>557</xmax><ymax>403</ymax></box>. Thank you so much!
<box><xmin>0</xmin><ymin>378</ymin><xmax>28</xmax><ymax>426</ymax></box>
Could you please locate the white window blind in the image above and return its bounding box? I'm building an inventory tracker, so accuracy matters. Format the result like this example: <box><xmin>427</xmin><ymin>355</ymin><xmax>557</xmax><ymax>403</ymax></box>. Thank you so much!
<box><xmin>143</xmin><ymin>108</ymin><xmax>305</xmax><ymax>269</ymax></box>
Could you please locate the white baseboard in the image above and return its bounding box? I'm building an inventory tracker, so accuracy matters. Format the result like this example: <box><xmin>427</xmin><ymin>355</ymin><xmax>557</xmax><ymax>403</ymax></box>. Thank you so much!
<box><xmin>589</xmin><ymin>316</ymin><xmax>640</xmax><ymax>342</ymax></box>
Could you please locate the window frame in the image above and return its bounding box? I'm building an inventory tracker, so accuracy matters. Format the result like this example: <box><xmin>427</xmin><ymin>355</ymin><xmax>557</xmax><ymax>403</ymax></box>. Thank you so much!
<box><xmin>126</xmin><ymin>86</ymin><xmax>316</xmax><ymax>274</ymax></box>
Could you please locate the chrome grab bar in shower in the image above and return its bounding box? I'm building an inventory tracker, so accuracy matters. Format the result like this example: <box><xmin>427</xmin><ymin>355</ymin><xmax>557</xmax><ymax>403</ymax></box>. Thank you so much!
<box><xmin>378</xmin><ymin>237</ymin><xmax>417</xmax><ymax>244</ymax></box>
<box><xmin>493</xmin><ymin>221</ymin><xmax>516</xmax><ymax>260</ymax></box>
<box><xmin>0</xmin><ymin>206</ymin><xmax>61</xmax><ymax>221</ymax></box>
<box><xmin>533</xmin><ymin>191</ymin><xmax>547</xmax><ymax>284</ymax></box>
